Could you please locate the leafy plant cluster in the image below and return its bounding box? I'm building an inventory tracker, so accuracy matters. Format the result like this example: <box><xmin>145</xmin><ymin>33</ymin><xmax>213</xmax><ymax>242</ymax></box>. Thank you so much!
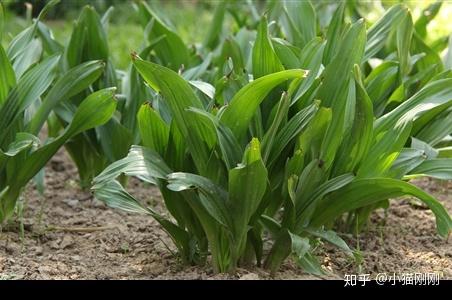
<box><xmin>1</xmin><ymin>0</ymin><xmax>452</xmax><ymax>275</ymax></box>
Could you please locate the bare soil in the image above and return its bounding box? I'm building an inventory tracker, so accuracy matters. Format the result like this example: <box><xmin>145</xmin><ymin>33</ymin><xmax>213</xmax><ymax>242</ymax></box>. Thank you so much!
<box><xmin>0</xmin><ymin>150</ymin><xmax>450</xmax><ymax>280</ymax></box>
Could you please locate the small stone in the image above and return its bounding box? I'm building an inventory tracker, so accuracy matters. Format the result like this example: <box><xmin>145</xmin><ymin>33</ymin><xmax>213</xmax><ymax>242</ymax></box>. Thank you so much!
<box><xmin>239</xmin><ymin>273</ymin><xmax>259</xmax><ymax>280</ymax></box>
<box><xmin>72</xmin><ymin>255</ymin><xmax>81</xmax><ymax>261</ymax></box>
<box><xmin>38</xmin><ymin>265</ymin><xmax>52</xmax><ymax>274</ymax></box>
<box><xmin>60</xmin><ymin>236</ymin><xmax>74</xmax><ymax>249</ymax></box>
<box><xmin>91</xmin><ymin>199</ymin><xmax>106</xmax><ymax>208</ymax></box>
<box><xmin>34</xmin><ymin>246</ymin><xmax>44</xmax><ymax>256</ymax></box>
<box><xmin>143</xmin><ymin>262</ymin><xmax>166</xmax><ymax>276</ymax></box>
<box><xmin>62</xmin><ymin>198</ymin><xmax>79</xmax><ymax>208</ymax></box>
<box><xmin>5</xmin><ymin>243</ymin><xmax>20</xmax><ymax>254</ymax></box>
<box><xmin>49</xmin><ymin>240</ymin><xmax>60</xmax><ymax>250</ymax></box>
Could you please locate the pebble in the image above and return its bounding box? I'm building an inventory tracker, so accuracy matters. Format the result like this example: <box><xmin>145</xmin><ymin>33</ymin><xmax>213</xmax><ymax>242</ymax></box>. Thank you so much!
<box><xmin>72</xmin><ymin>255</ymin><xmax>81</xmax><ymax>261</ymax></box>
<box><xmin>92</xmin><ymin>199</ymin><xmax>106</xmax><ymax>208</ymax></box>
<box><xmin>5</xmin><ymin>243</ymin><xmax>20</xmax><ymax>254</ymax></box>
<box><xmin>38</xmin><ymin>265</ymin><xmax>53</xmax><ymax>274</ymax></box>
<box><xmin>62</xmin><ymin>199</ymin><xmax>79</xmax><ymax>208</ymax></box>
<box><xmin>143</xmin><ymin>262</ymin><xmax>166</xmax><ymax>276</ymax></box>
<box><xmin>34</xmin><ymin>246</ymin><xmax>44</xmax><ymax>256</ymax></box>
<box><xmin>60</xmin><ymin>236</ymin><xmax>74</xmax><ymax>249</ymax></box>
<box><xmin>49</xmin><ymin>240</ymin><xmax>60</xmax><ymax>250</ymax></box>
<box><xmin>239</xmin><ymin>273</ymin><xmax>259</xmax><ymax>280</ymax></box>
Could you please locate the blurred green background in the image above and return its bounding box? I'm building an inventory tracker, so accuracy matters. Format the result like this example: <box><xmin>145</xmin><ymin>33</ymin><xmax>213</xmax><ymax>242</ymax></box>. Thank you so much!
<box><xmin>2</xmin><ymin>0</ymin><xmax>451</xmax><ymax>69</ymax></box>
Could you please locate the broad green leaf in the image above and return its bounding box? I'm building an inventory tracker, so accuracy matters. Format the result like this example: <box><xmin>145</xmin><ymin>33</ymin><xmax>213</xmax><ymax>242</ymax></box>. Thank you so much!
<box><xmin>187</xmin><ymin>107</ymin><xmax>242</xmax><ymax>171</ymax></box>
<box><xmin>189</xmin><ymin>81</ymin><xmax>215</xmax><ymax>99</ymax></box>
<box><xmin>64</xmin><ymin>88</ymin><xmax>117</xmax><ymax>137</ymax></box>
<box><xmin>405</xmin><ymin>159</ymin><xmax>452</xmax><ymax>180</ymax></box>
<box><xmin>364</xmin><ymin>4</ymin><xmax>406</xmax><ymax>61</ymax></box>
<box><xmin>13</xmin><ymin>89</ymin><xmax>116</xmax><ymax>186</ymax></box>
<box><xmin>137</xmin><ymin>103</ymin><xmax>169</xmax><ymax>157</ymax></box>
<box><xmin>252</xmin><ymin>16</ymin><xmax>284</xmax><ymax>79</ymax></box>
<box><xmin>265</xmin><ymin>229</ymin><xmax>314</xmax><ymax>275</ymax></box>
<box><xmin>375</xmin><ymin>79</ymin><xmax>452</xmax><ymax>133</ymax></box>
<box><xmin>415</xmin><ymin>108</ymin><xmax>452</xmax><ymax>146</ymax></box>
<box><xmin>203</xmin><ymin>1</ymin><xmax>226</xmax><ymax>49</ymax></box>
<box><xmin>272</xmin><ymin>39</ymin><xmax>301</xmax><ymax>70</ymax></box>
<box><xmin>296</xmin><ymin>252</ymin><xmax>324</xmax><ymax>276</ymax></box>
<box><xmin>297</xmin><ymin>107</ymin><xmax>332</xmax><ymax>162</ymax></box>
<box><xmin>166</xmin><ymin>172</ymin><xmax>231</xmax><ymax>229</ymax></box>
<box><xmin>6</xmin><ymin>0</ymin><xmax>59</xmax><ymax>61</ymax></box>
<box><xmin>267</xmin><ymin>102</ymin><xmax>318</xmax><ymax>167</ymax></box>
<box><xmin>396</xmin><ymin>12</ymin><xmax>413</xmax><ymax>77</ymax></box>
<box><xmin>411</xmin><ymin>32</ymin><xmax>444</xmax><ymax>86</ymax></box>
<box><xmin>292</xmin><ymin>38</ymin><xmax>325</xmax><ymax>105</ymax></box>
<box><xmin>323</xmin><ymin>2</ymin><xmax>346</xmax><ymax>64</ymax></box>
<box><xmin>0</xmin><ymin>3</ymin><xmax>3</xmax><ymax>43</ymax></box>
<box><xmin>319</xmin><ymin>78</ymin><xmax>355</xmax><ymax>169</ymax></box>
<box><xmin>66</xmin><ymin>6</ymin><xmax>109</xmax><ymax>67</ymax></box>
<box><xmin>228</xmin><ymin>138</ymin><xmax>268</xmax><ymax>247</ymax></box>
<box><xmin>317</xmin><ymin>19</ymin><xmax>366</xmax><ymax>108</ymax></box>
<box><xmin>316</xmin><ymin>20</ymin><xmax>367</xmax><ymax>169</ymax></box>
<box><xmin>27</xmin><ymin>60</ymin><xmax>105</xmax><ymax>135</ymax></box>
<box><xmin>36</xmin><ymin>22</ymin><xmax>64</xmax><ymax>55</ymax></box>
<box><xmin>282</xmin><ymin>0</ymin><xmax>316</xmax><ymax>48</ymax></box>
<box><xmin>218</xmin><ymin>38</ymin><xmax>245</xmax><ymax>75</ymax></box>
<box><xmin>303</xmin><ymin>227</ymin><xmax>352</xmax><ymax>255</ymax></box>
<box><xmin>411</xmin><ymin>137</ymin><xmax>438</xmax><ymax>159</ymax></box>
<box><xmin>0</xmin><ymin>55</ymin><xmax>59</xmax><ymax>146</ymax></box>
<box><xmin>387</xmin><ymin>148</ymin><xmax>425</xmax><ymax>179</ymax></box>
<box><xmin>95</xmin><ymin>180</ymin><xmax>154</xmax><ymax>215</ymax></box>
<box><xmin>97</xmin><ymin>119</ymin><xmax>133</xmax><ymax>162</ymax></box>
<box><xmin>358</xmin><ymin>119</ymin><xmax>412</xmax><ymax>178</ymax></box>
<box><xmin>332</xmin><ymin>65</ymin><xmax>373</xmax><ymax>175</ymax></box>
<box><xmin>290</xmin><ymin>160</ymin><xmax>327</xmax><ymax>220</ymax></box>
<box><xmin>139</xmin><ymin>1</ymin><xmax>189</xmax><ymax>70</ymax></box>
<box><xmin>93</xmin><ymin>145</ymin><xmax>171</xmax><ymax>188</ymax></box>
<box><xmin>296</xmin><ymin>173</ymin><xmax>355</xmax><ymax>230</ymax></box>
<box><xmin>133</xmin><ymin>58</ymin><xmax>214</xmax><ymax>177</ymax></box>
<box><xmin>365</xmin><ymin>61</ymin><xmax>399</xmax><ymax>116</ymax></box>
<box><xmin>1</xmin><ymin>88</ymin><xmax>115</xmax><ymax>221</ymax></box>
<box><xmin>262</xmin><ymin>92</ymin><xmax>290</xmax><ymax>163</ymax></box>
<box><xmin>220</xmin><ymin>69</ymin><xmax>307</xmax><ymax>139</ymax></box>
<box><xmin>12</xmin><ymin>38</ymin><xmax>42</xmax><ymax>79</ymax></box>
<box><xmin>0</xmin><ymin>133</ymin><xmax>38</xmax><ymax>172</ymax></box>
<box><xmin>0</xmin><ymin>46</ymin><xmax>16</xmax><ymax>104</ymax></box>
<box><xmin>281</xmin><ymin>150</ymin><xmax>304</xmax><ymax>202</ymax></box>
<box><xmin>311</xmin><ymin>178</ymin><xmax>452</xmax><ymax>238</ymax></box>
<box><xmin>182</xmin><ymin>53</ymin><xmax>212</xmax><ymax>81</ymax></box>
<box><xmin>438</xmin><ymin>146</ymin><xmax>452</xmax><ymax>158</ymax></box>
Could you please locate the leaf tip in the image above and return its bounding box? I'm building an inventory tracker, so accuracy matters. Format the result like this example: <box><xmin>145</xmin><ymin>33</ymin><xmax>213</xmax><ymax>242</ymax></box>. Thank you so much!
<box><xmin>131</xmin><ymin>51</ymin><xmax>140</xmax><ymax>61</ymax></box>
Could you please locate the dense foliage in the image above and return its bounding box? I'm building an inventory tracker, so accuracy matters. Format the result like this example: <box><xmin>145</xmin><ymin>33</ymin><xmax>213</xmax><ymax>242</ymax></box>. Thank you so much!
<box><xmin>1</xmin><ymin>0</ymin><xmax>451</xmax><ymax>275</ymax></box>
<box><xmin>0</xmin><ymin>0</ymin><xmax>116</xmax><ymax>222</ymax></box>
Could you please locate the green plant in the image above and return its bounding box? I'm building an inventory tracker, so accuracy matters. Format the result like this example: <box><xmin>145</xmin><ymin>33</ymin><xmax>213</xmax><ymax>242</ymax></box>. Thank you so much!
<box><xmin>3</xmin><ymin>0</ymin><xmax>447</xmax><ymax>274</ymax></box>
<box><xmin>92</xmin><ymin>1</ymin><xmax>452</xmax><ymax>275</ymax></box>
<box><xmin>0</xmin><ymin>0</ymin><xmax>117</xmax><ymax>223</ymax></box>
<box><xmin>28</xmin><ymin>4</ymin><xmax>142</xmax><ymax>188</ymax></box>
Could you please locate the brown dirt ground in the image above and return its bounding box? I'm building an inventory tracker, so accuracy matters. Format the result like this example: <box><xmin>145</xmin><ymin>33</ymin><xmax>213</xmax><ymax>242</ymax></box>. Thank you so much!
<box><xmin>0</xmin><ymin>149</ymin><xmax>450</xmax><ymax>280</ymax></box>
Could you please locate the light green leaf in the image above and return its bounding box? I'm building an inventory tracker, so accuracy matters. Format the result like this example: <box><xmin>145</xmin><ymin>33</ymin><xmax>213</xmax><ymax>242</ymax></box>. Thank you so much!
<box><xmin>252</xmin><ymin>16</ymin><xmax>284</xmax><ymax>79</ymax></box>
<box><xmin>27</xmin><ymin>60</ymin><xmax>105</xmax><ymax>135</ymax></box>
<box><xmin>228</xmin><ymin>138</ymin><xmax>268</xmax><ymax>245</ymax></box>
<box><xmin>133</xmin><ymin>58</ymin><xmax>214</xmax><ymax>177</ymax></box>
<box><xmin>405</xmin><ymin>159</ymin><xmax>452</xmax><ymax>180</ymax></box>
<box><xmin>311</xmin><ymin>178</ymin><xmax>452</xmax><ymax>238</ymax></box>
<box><xmin>220</xmin><ymin>69</ymin><xmax>307</xmax><ymax>140</ymax></box>
<box><xmin>137</xmin><ymin>103</ymin><xmax>169</xmax><ymax>157</ymax></box>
